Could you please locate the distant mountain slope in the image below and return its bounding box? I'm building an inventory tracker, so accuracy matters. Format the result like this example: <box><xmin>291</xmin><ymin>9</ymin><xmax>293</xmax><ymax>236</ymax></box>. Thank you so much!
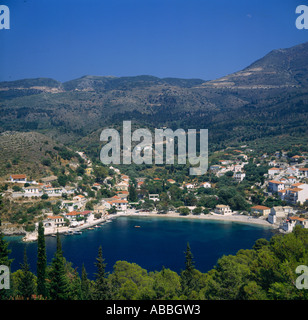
<box><xmin>0</xmin><ymin>42</ymin><xmax>307</xmax><ymax>151</ymax></box>
<box><xmin>203</xmin><ymin>42</ymin><xmax>308</xmax><ymax>89</ymax></box>
<box><xmin>0</xmin><ymin>77</ymin><xmax>63</xmax><ymax>89</ymax></box>
<box><xmin>62</xmin><ymin>75</ymin><xmax>205</xmax><ymax>91</ymax></box>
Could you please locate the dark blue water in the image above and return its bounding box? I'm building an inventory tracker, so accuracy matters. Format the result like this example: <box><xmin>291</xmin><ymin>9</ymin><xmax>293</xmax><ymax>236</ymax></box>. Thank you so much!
<box><xmin>5</xmin><ymin>216</ymin><xmax>274</xmax><ymax>279</ymax></box>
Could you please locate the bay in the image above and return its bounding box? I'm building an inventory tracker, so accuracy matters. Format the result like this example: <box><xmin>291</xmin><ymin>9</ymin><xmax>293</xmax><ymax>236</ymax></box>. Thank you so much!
<box><xmin>6</xmin><ymin>216</ymin><xmax>275</xmax><ymax>279</ymax></box>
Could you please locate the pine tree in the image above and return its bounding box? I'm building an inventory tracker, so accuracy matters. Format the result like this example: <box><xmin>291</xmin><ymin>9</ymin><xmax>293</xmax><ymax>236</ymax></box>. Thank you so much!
<box><xmin>93</xmin><ymin>246</ymin><xmax>110</xmax><ymax>300</ymax></box>
<box><xmin>49</xmin><ymin>233</ymin><xmax>69</xmax><ymax>300</ymax></box>
<box><xmin>18</xmin><ymin>248</ymin><xmax>35</xmax><ymax>300</ymax></box>
<box><xmin>68</xmin><ymin>268</ymin><xmax>82</xmax><ymax>300</ymax></box>
<box><xmin>180</xmin><ymin>242</ymin><xmax>196</xmax><ymax>297</ymax></box>
<box><xmin>81</xmin><ymin>264</ymin><xmax>91</xmax><ymax>300</ymax></box>
<box><xmin>36</xmin><ymin>221</ymin><xmax>47</xmax><ymax>298</ymax></box>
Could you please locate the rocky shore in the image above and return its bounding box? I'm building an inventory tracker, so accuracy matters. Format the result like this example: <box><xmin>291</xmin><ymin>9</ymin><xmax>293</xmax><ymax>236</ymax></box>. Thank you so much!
<box><xmin>0</xmin><ymin>224</ymin><xmax>26</xmax><ymax>236</ymax></box>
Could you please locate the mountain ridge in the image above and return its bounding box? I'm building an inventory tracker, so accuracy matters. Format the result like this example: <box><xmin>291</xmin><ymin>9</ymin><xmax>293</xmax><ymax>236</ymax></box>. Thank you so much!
<box><xmin>0</xmin><ymin>41</ymin><xmax>307</xmax><ymax>153</ymax></box>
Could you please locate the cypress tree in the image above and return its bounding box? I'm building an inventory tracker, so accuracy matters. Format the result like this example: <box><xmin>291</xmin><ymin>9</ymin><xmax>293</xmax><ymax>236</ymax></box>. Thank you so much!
<box><xmin>81</xmin><ymin>264</ymin><xmax>91</xmax><ymax>300</ymax></box>
<box><xmin>49</xmin><ymin>233</ymin><xmax>69</xmax><ymax>300</ymax></box>
<box><xmin>180</xmin><ymin>242</ymin><xmax>196</xmax><ymax>297</ymax></box>
<box><xmin>37</xmin><ymin>221</ymin><xmax>47</xmax><ymax>297</ymax></box>
<box><xmin>93</xmin><ymin>246</ymin><xmax>110</xmax><ymax>300</ymax></box>
<box><xmin>128</xmin><ymin>184</ymin><xmax>138</xmax><ymax>202</ymax></box>
<box><xmin>18</xmin><ymin>248</ymin><xmax>35</xmax><ymax>300</ymax></box>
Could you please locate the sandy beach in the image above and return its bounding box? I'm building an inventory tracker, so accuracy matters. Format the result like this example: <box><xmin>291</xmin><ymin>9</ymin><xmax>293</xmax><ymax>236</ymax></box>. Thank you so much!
<box><xmin>115</xmin><ymin>209</ymin><xmax>276</xmax><ymax>229</ymax></box>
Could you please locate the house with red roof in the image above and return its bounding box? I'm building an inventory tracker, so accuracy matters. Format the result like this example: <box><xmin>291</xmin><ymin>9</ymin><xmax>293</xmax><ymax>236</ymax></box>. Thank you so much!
<box><xmin>268</xmin><ymin>180</ymin><xmax>285</xmax><ymax>193</ymax></box>
<box><xmin>9</xmin><ymin>174</ymin><xmax>27</xmax><ymax>183</ymax></box>
<box><xmin>251</xmin><ymin>205</ymin><xmax>271</xmax><ymax>216</ymax></box>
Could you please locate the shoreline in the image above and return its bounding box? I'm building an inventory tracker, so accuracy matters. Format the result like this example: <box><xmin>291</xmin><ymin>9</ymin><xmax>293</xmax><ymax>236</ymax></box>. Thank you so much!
<box><xmin>8</xmin><ymin>209</ymin><xmax>277</xmax><ymax>242</ymax></box>
<box><xmin>115</xmin><ymin>210</ymin><xmax>277</xmax><ymax>229</ymax></box>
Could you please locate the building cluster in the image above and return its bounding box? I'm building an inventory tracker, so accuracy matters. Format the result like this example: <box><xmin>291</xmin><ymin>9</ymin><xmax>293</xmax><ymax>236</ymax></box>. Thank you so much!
<box><xmin>4</xmin><ymin>147</ymin><xmax>308</xmax><ymax>235</ymax></box>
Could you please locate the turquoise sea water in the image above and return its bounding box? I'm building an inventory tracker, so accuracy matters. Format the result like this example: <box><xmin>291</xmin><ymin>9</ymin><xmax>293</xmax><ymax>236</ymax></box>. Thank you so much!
<box><xmin>5</xmin><ymin>216</ymin><xmax>275</xmax><ymax>279</ymax></box>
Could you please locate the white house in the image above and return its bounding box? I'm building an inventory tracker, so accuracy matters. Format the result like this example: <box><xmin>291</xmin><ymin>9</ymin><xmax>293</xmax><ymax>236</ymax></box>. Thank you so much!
<box><xmin>65</xmin><ymin>210</ymin><xmax>81</xmax><ymax>221</ymax></box>
<box><xmin>214</xmin><ymin>204</ymin><xmax>233</xmax><ymax>215</ymax></box>
<box><xmin>282</xmin><ymin>217</ymin><xmax>308</xmax><ymax>233</ymax></box>
<box><xmin>73</xmin><ymin>194</ymin><xmax>87</xmax><ymax>204</ymax></box>
<box><xmin>43</xmin><ymin>186</ymin><xmax>65</xmax><ymax>197</ymax></box>
<box><xmin>268</xmin><ymin>180</ymin><xmax>285</xmax><ymax>193</ymax></box>
<box><xmin>234</xmin><ymin>172</ymin><xmax>246</xmax><ymax>182</ymax></box>
<box><xmin>23</xmin><ymin>186</ymin><xmax>42</xmax><ymax>197</ymax></box>
<box><xmin>281</xmin><ymin>183</ymin><xmax>308</xmax><ymax>205</ymax></box>
<box><xmin>201</xmin><ymin>182</ymin><xmax>211</xmax><ymax>188</ymax></box>
<box><xmin>44</xmin><ymin>215</ymin><xmax>66</xmax><ymax>229</ymax></box>
<box><xmin>149</xmin><ymin>194</ymin><xmax>160</xmax><ymax>202</ymax></box>
<box><xmin>10</xmin><ymin>174</ymin><xmax>27</xmax><ymax>183</ymax></box>
<box><xmin>107</xmin><ymin>199</ymin><xmax>128</xmax><ymax>212</ymax></box>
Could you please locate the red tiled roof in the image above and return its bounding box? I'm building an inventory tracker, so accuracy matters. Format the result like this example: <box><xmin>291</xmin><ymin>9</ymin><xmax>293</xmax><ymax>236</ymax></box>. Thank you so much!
<box><xmin>11</xmin><ymin>174</ymin><xmax>26</xmax><ymax>179</ymax></box>
<box><xmin>292</xmin><ymin>183</ymin><xmax>304</xmax><ymax>187</ymax></box>
<box><xmin>269</xmin><ymin>180</ymin><xmax>283</xmax><ymax>184</ymax></box>
<box><xmin>251</xmin><ymin>205</ymin><xmax>270</xmax><ymax>210</ymax></box>
<box><xmin>290</xmin><ymin>216</ymin><xmax>306</xmax><ymax>221</ymax></box>
<box><xmin>110</xmin><ymin>199</ymin><xmax>128</xmax><ymax>203</ymax></box>
<box><xmin>47</xmin><ymin>215</ymin><xmax>63</xmax><ymax>219</ymax></box>
<box><xmin>66</xmin><ymin>211</ymin><xmax>80</xmax><ymax>216</ymax></box>
<box><xmin>289</xmin><ymin>188</ymin><xmax>303</xmax><ymax>192</ymax></box>
<box><xmin>80</xmin><ymin>210</ymin><xmax>92</xmax><ymax>215</ymax></box>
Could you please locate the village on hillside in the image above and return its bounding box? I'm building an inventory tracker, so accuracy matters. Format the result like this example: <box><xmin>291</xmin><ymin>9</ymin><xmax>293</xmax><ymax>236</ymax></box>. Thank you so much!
<box><xmin>1</xmin><ymin>147</ymin><xmax>308</xmax><ymax>242</ymax></box>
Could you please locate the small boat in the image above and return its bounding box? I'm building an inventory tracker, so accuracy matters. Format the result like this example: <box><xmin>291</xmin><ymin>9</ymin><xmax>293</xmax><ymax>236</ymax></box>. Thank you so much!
<box><xmin>73</xmin><ymin>231</ymin><xmax>82</xmax><ymax>235</ymax></box>
<box><xmin>134</xmin><ymin>225</ymin><xmax>141</xmax><ymax>228</ymax></box>
<box><xmin>88</xmin><ymin>227</ymin><xmax>95</xmax><ymax>230</ymax></box>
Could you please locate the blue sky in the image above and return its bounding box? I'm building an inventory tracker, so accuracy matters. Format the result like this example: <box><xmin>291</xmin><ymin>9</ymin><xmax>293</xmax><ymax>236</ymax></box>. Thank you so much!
<box><xmin>0</xmin><ymin>0</ymin><xmax>307</xmax><ymax>82</ymax></box>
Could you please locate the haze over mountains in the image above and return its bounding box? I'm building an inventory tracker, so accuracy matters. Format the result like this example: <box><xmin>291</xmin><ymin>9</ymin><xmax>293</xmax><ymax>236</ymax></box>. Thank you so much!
<box><xmin>0</xmin><ymin>42</ymin><xmax>307</xmax><ymax>154</ymax></box>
